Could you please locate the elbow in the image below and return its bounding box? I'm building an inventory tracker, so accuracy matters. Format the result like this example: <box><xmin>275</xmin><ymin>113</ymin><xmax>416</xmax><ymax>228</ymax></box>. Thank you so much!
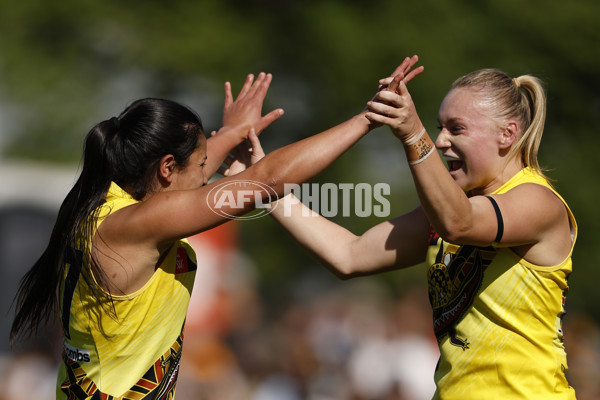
<box><xmin>250</xmin><ymin>163</ymin><xmax>286</xmax><ymax>198</ymax></box>
<box><xmin>341</xmin><ymin>271</ymin><xmax>367</xmax><ymax>280</ymax></box>
<box><xmin>434</xmin><ymin>216</ymin><xmax>472</xmax><ymax>244</ymax></box>
<box><xmin>325</xmin><ymin>239</ymin><xmax>374</xmax><ymax>280</ymax></box>
<box><xmin>330</xmin><ymin>268</ymin><xmax>359</xmax><ymax>281</ymax></box>
<box><xmin>436</xmin><ymin>227</ymin><xmax>462</xmax><ymax>244</ymax></box>
<box><xmin>325</xmin><ymin>258</ymin><xmax>374</xmax><ymax>281</ymax></box>
<box><xmin>330</xmin><ymin>267</ymin><xmax>357</xmax><ymax>280</ymax></box>
<box><xmin>320</xmin><ymin>257</ymin><xmax>360</xmax><ymax>281</ymax></box>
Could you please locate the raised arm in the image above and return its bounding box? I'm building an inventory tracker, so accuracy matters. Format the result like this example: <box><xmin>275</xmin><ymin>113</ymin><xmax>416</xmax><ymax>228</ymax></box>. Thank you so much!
<box><xmin>365</xmin><ymin>69</ymin><xmax>573</xmax><ymax>267</ymax></box>
<box><xmin>109</xmin><ymin>102</ymin><xmax>376</xmax><ymax>249</ymax></box>
<box><xmin>221</xmin><ymin>124</ymin><xmax>430</xmax><ymax>278</ymax></box>
<box><xmin>223</xmin><ymin>57</ymin><xmax>430</xmax><ymax>277</ymax></box>
<box><xmin>98</xmin><ymin>60</ymin><xmax>427</xmax><ymax>293</ymax></box>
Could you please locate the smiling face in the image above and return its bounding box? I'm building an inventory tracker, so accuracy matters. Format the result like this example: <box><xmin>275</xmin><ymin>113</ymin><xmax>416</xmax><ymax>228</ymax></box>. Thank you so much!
<box><xmin>435</xmin><ymin>88</ymin><xmax>509</xmax><ymax>195</ymax></box>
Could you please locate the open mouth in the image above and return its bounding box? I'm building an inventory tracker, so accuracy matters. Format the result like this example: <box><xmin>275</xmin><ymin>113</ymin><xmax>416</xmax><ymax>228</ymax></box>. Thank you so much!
<box><xmin>446</xmin><ymin>159</ymin><xmax>463</xmax><ymax>172</ymax></box>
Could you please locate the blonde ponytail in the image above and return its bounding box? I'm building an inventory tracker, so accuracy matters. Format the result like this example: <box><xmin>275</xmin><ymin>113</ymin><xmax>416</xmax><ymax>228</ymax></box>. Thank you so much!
<box><xmin>510</xmin><ymin>75</ymin><xmax>547</xmax><ymax>176</ymax></box>
<box><xmin>451</xmin><ymin>69</ymin><xmax>549</xmax><ymax>179</ymax></box>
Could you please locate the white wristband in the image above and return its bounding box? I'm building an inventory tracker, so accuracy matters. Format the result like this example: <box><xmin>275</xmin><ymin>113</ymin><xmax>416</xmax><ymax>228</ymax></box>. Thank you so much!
<box><xmin>408</xmin><ymin>145</ymin><xmax>436</xmax><ymax>166</ymax></box>
<box><xmin>403</xmin><ymin>127</ymin><xmax>426</xmax><ymax>146</ymax></box>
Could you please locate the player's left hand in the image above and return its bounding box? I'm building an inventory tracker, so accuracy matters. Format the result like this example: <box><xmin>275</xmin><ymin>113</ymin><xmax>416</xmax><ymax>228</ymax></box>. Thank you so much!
<box><xmin>366</xmin><ymin>73</ymin><xmax>425</xmax><ymax>143</ymax></box>
<box><xmin>364</xmin><ymin>55</ymin><xmax>424</xmax><ymax>131</ymax></box>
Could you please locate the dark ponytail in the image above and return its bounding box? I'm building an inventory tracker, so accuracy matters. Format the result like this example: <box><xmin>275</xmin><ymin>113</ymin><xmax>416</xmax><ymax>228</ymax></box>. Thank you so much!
<box><xmin>10</xmin><ymin>98</ymin><xmax>204</xmax><ymax>344</ymax></box>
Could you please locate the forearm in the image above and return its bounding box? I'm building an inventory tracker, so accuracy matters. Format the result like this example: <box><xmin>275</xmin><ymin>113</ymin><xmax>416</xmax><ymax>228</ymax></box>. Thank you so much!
<box><xmin>405</xmin><ymin>131</ymin><xmax>473</xmax><ymax>240</ymax></box>
<box><xmin>367</xmin><ymin>83</ymin><xmax>475</xmax><ymax>241</ymax></box>
<box><xmin>271</xmin><ymin>195</ymin><xmax>429</xmax><ymax>278</ymax></box>
<box><xmin>204</xmin><ymin>126</ymin><xmax>246</xmax><ymax>178</ymax></box>
<box><xmin>247</xmin><ymin>113</ymin><xmax>373</xmax><ymax>191</ymax></box>
<box><xmin>270</xmin><ymin>194</ymin><xmax>359</xmax><ymax>277</ymax></box>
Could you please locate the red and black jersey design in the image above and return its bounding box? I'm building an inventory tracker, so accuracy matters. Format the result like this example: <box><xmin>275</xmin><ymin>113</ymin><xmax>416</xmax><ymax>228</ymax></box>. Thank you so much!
<box><xmin>60</xmin><ymin>329</ymin><xmax>183</xmax><ymax>400</ymax></box>
<box><xmin>427</xmin><ymin>229</ymin><xmax>497</xmax><ymax>349</ymax></box>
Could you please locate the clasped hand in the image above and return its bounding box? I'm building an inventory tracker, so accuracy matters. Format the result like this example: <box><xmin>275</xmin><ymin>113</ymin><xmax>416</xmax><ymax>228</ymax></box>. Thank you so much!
<box><xmin>366</xmin><ymin>55</ymin><xmax>425</xmax><ymax>144</ymax></box>
<box><xmin>218</xmin><ymin>129</ymin><xmax>265</xmax><ymax>177</ymax></box>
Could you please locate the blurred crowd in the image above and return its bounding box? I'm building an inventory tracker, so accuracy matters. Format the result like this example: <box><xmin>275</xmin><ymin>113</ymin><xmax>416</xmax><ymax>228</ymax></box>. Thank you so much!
<box><xmin>1</xmin><ymin>226</ymin><xmax>599</xmax><ymax>400</ymax></box>
<box><xmin>176</xmin><ymin>252</ymin><xmax>440</xmax><ymax>400</ymax></box>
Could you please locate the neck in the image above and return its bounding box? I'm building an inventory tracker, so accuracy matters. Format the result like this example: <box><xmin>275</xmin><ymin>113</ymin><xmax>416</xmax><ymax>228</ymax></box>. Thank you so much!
<box><xmin>468</xmin><ymin>159</ymin><xmax>524</xmax><ymax>197</ymax></box>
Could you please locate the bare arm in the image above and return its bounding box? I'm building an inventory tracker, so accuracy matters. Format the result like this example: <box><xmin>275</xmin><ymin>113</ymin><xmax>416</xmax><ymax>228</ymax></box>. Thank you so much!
<box><xmin>271</xmin><ymin>196</ymin><xmax>430</xmax><ymax>278</ymax></box>
<box><xmin>98</xmin><ymin>59</ymin><xmax>425</xmax><ymax>292</ymax></box>
<box><xmin>96</xmin><ymin>113</ymin><xmax>376</xmax><ymax>293</ymax></box>
<box><xmin>221</xmin><ymin>133</ymin><xmax>430</xmax><ymax>277</ymax></box>
<box><xmin>366</xmin><ymin>72</ymin><xmax>573</xmax><ymax>266</ymax></box>
<box><xmin>223</xmin><ymin>56</ymin><xmax>431</xmax><ymax>278</ymax></box>
<box><xmin>108</xmin><ymin>112</ymin><xmax>375</xmax><ymax>247</ymax></box>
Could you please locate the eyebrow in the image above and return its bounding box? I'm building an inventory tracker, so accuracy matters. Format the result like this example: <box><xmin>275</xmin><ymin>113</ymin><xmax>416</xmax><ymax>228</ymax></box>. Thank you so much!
<box><xmin>438</xmin><ymin>117</ymin><xmax>466</xmax><ymax>125</ymax></box>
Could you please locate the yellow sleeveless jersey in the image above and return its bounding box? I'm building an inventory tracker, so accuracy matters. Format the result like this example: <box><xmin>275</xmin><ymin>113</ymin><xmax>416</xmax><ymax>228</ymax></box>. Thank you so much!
<box><xmin>426</xmin><ymin>168</ymin><xmax>577</xmax><ymax>399</ymax></box>
<box><xmin>57</xmin><ymin>182</ymin><xmax>197</xmax><ymax>399</ymax></box>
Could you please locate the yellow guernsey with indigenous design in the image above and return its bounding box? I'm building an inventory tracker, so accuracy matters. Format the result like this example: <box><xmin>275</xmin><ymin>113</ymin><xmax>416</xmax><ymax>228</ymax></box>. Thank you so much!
<box><xmin>57</xmin><ymin>183</ymin><xmax>197</xmax><ymax>399</ymax></box>
<box><xmin>426</xmin><ymin>168</ymin><xmax>577</xmax><ymax>399</ymax></box>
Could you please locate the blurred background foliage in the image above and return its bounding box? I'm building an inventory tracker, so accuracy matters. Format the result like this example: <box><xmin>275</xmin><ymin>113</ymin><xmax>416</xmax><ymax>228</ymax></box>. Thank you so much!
<box><xmin>1</xmin><ymin>0</ymin><xmax>599</xmax><ymax>320</ymax></box>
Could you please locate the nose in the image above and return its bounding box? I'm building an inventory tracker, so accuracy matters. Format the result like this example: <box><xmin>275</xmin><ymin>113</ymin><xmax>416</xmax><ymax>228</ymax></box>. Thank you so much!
<box><xmin>435</xmin><ymin>129</ymin><xmax>451</xmax><ymax>150</ymax></box>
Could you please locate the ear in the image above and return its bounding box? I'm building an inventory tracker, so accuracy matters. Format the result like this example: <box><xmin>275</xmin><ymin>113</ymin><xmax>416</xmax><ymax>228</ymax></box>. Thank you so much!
<box><xmin>499</xmin><ymin>120</ymin><xmax>519</xmax><ymax>149</ymax></box>
<box><xmin>158</xmin><ymin>154</ymin><xmax>176</xmax><ymax>183</ymax></box>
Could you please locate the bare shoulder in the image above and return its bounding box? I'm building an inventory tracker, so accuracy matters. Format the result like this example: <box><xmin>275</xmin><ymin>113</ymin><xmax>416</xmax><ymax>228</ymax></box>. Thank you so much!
<box><xmin>500</xmin><ymin>183</ymin><xmax>567</xmax><ymax>222</ymax></box>
<box><xmin>93</xmin><ymin>202</ymin><xmax>165</xmax><ymax>294</ymax></box>
<box><xmin>96</xmin><ymin>201</ymin><xmax>148</xmax><ymax>245</ymax></box>
<box><xmin>499</xmin><ymin>183</ymin><xmax>572</xmax><ymax>266</ymax></box>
